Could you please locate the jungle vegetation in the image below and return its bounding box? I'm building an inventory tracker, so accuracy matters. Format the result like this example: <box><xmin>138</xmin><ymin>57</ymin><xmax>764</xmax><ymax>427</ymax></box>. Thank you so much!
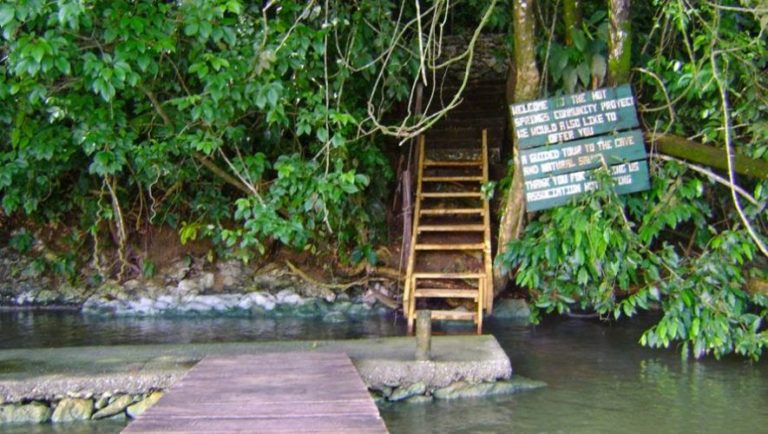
<box><xmin>0</xmin><ymin>1</ymin><xmax>766</xmax><ymax>359</ymax></box>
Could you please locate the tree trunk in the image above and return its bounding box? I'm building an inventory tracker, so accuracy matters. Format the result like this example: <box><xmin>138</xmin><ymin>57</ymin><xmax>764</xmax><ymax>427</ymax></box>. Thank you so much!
<box><xmin>563</xmin><ymin>0</ymin><xmax>582</xmax><ymax>47</ymax></box>
<box><xmin>494</xmin><ymin>0</ymin><xmax>540</xmax><ymax>294</ymax></box>
<box><xmin>607</xmin><ymin>0</ymin><xmax>631</xmax><ymax>86</ymax></box>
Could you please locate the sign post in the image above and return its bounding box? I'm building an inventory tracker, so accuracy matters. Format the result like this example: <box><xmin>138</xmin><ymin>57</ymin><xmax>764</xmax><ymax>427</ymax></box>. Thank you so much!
<box><xmin>510</xmin><ymin>85</ymin><xmax>650</xmax><ymax>211</ymax></box>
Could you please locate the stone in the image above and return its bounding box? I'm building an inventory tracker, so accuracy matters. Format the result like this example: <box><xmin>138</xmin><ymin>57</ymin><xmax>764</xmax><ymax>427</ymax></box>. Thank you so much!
<box><xmin>126</xmin><ymin>392</ymin><xmax>164</xmax><ymax>418</ymax></box>
<box><xmin>200</xmin><ymin>272</ymin><xmax>215</xmax><ymax>290</ymax></box>
<box><xmin>494</xmin><ymin>376</ymin><xmax>547</xmax><ymax>394</ymax></box>
<box><xmin>433</xmin><ymin>377</ymin><xmax>546</xmax><ymax>400</ymax></box>
<box><xmin>177</xmin><ymin>278</ymin><xmax>201</xmax><ymax>295</ymax></box>
<box><xmin>245</xmin><ymin>291</ymin><xmax>276</xmax><ymax>310</ymax></box>
<box><xmin>322</xmin><ymin>311</ymin><xmax>347</xmax><ymax>323</ymax></box>
<box><xmin>275</xmin><ymin>289</ymin><xmax>302</xmax><ymax>305</ymax></box>
<box><xmin>167</xmin><ymin>260</ymin><xmax>191</xmax><ymax>281</ymax></box>
<box><xmin>108</xmin><ymin>412</ymin><xmax>127</xmax><ymax>421</ymax></box>
<box><xmin>492</xmin><ymin>298</ymin><xmax>531</xmax><ymax>320</ymax></box>
<box><xmin>94</xmin><ymin>395</ymin><xmax>110</xmax><ymax>410</ymax></box>
<box><xmin>51</xmin><ymin>398</ymin><xmax>93</xmax><ymax>422</ymax></box>
<box><xmin>389</xmin><ymin>382</ymin><xmax>427</xmax><ymax>401</ymax></box>
<box><xmin>123</xmin><ymin>279</ymin><xmax>141</xmax><ymax>291</ymax></box>
<box><xmin>92</xmin><ymin>394</ymin><xmax>134</xmax><ymax>419</ymax></box>
<box><xmin>0</xmin><ymin>402</ymin><xmax>51</xmax><ymax>424</ymax></box>
<box><xmin>404</xmin><ymin>395</ymin><xmax>433</xmax><ymax>404</ymax></box>
<box><xmin>332</xmin><ymin>301</ymin><xmax>352</xmax><ymax>312</ymax></box>
<box><xmin>295</xmin><ymin>300</ymin><xmax>320</xmax><ymax>318</ymax></box>
<box><xmin>433</xmin><ymin>381</ymin><xmax>492</xmax><ymax>400</ymax></box>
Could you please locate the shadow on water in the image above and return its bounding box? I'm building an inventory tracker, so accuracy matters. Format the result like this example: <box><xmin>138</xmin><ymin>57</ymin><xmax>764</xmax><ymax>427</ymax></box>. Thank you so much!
<box><xmin>0</xmin><ymin>421</ymin><xmax>126</xmax><ymax>434</ymax></box>
<box><xmin>1</xmin><ymin>311</ymin><xmax>766</xmax><ymax>434</ymax></box>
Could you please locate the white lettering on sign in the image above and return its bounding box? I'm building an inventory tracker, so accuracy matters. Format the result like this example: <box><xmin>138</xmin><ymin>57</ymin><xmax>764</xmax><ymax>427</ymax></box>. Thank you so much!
<box><xmin>511</xmin><ymin>100</ymin><xmax>549</xmax><ymax>115</ymax></box>
<box><xmin>526</xmin><ymin>184</ymin><xmax>583</xmax><ymax>202</ymax></box>
<box><xmin>548</xmin><ymin>130</ymin><xmax>575</xmax><ymax>143</ymax></box>
<box><xmin>528</xmin><ymin>149</ymin><xmax>560</xmax><ymax>163</ymax></box>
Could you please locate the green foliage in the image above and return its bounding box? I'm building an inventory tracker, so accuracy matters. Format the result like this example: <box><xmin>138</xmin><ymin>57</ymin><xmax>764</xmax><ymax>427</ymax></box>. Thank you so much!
<box><xmin>508</xmin><ymin>1</ymin><xmax>768</xmax><ymax>360</ymax></box>
<box><xmin>544</xmin><ymin>10</ymin><xmax>609</xmax><ymax>93</ymax></box>
<box><xmin>498</xmin><ymin>162</ymin><xmax>767</xmax><ymax>360</ymax></box>
<box><xmin>0</xmin><ymin>1</ymin><xmax>414</xmax><ymax>271</ymax></box>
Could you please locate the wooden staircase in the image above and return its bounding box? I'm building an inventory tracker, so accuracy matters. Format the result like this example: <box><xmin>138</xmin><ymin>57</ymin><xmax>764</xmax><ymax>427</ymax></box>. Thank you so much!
<box><xmin>403</xmin><ymin>130</ymin><xmax>494</xmax><ymax>334</ymax></box>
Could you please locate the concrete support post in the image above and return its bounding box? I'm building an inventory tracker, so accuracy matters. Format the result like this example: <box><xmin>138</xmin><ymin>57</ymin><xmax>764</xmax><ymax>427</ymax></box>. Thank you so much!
<box><xmin>415</xmin><ymin>310</ymin><xmax>432</xmax><ymax>361</ymax></box>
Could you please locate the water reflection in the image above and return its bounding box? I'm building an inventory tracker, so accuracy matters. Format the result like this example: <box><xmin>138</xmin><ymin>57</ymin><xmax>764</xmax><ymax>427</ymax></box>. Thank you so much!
<box><xmin>1</xmin><ymin>312</ymin><xmax>766</xmax><ymax>434</ymax></box>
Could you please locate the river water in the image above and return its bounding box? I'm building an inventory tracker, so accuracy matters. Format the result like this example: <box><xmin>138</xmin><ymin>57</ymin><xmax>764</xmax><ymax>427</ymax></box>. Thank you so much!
<box><xmin>1</xmin><ymin>310</ymin><xmax>766</xmax><ymax>433</ymax></box>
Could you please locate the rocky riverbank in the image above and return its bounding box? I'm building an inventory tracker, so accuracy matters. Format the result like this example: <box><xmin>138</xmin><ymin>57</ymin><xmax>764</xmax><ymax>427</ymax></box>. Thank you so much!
<box><xmin>0</xmin><ymin>246</ymin><xmax>397</xmax><ymax>320</ymax></box>
<box><xmin>1</xmin><ymin>245</ymin><xmax>531</xmax><ymax>322</ymax></box>
<box><xmin>0</xmin><ymin>391</ymin><xmax>163</xmax><ymax>425</ymax></box>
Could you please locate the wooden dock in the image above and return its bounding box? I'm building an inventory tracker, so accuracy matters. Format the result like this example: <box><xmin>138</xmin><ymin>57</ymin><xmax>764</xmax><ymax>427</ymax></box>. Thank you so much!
<box><xmin>122</xmin><ymin>352</ymin><xmax>388</xmax><ymax>434</ymax></box>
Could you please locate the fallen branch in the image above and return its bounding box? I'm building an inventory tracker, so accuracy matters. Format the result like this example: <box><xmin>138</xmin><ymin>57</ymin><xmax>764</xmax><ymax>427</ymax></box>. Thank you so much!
<box><xmin>285</xmin><ymin>260</ymin><xmax>369</xmax><ymax>290</ymax></box>
<box><xmin>653</xmin><ymin>154</ymin><xmax>760</xmax><ymax>207</ymax></box>
<box><xmin>649</xmin><ymin>133</ymin><xmax>768</xmax><ymax>179</ymax></box>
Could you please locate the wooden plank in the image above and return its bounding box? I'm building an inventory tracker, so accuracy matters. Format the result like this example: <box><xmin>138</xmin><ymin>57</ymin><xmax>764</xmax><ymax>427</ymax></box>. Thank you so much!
<box><xmin>413</xmin><ymin>272</ymin><xmax>484</xmax><ymax>279</ymax></box>
<box><xmin>525</xmin><ymin>160</ymin><xmax>650</xmax><ymax>211</ymax></box>
<box><xmin>481</xmin><ymin>129</ymin><xmax>493</xmax><ymax>315</ymax></box>
<box><xmin>417</xmin><ymin>224</ymin><xmax>485</xmax><ymax>232</ymax></box>
<box><xmin>430</xmin><ymin>310</ymin><xmax>476</xmax><ymax>321</ymax></box>
<box><xmin>423</xmin><ymin>160</ymin><xmax>483</xmax><ymax>167</ymax></box>
<box><xmin>122</xmin><ymin>353</ymin><xmax>387</xmax><ymax>434</ymax></box>
<box><xmin>422</xmin><ymin>176</ymin><xmax>483</xmax><ymax>182</ymax></box>
<box><xmin>421</xmin><ymin>192</ymin><xmax>482</xmax><ymax>198</ymax></box>
<box><xmin>511</xmin><ymin>84</ymin><xmax>639</xmax><ymax>148</ymax></box>
<box><xmin>414</xmin><ymin>289</ymin><xmax>479</xmax><ymax>299</ymax></box>
<box><xmin>520</xmin><ymin>129</ymin><xmax>647</xmax><ymax>180</ymax></box>
<box><xmin>404</xmin><ymin>135</ymin><xmax>426</xmax><ymax>333</ymax></box>
<box><xmin>419</xmin><ymin>208</ymin><xmax>484</xmax><ymax>215</ymax></box>
<box><xmin>414</xmin><ymin>243</ymin><xmax>484</xmax><ymax>251</ymax></box>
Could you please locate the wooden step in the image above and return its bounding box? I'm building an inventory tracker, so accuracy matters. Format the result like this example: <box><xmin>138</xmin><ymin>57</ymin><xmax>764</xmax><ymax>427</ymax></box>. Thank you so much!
<box><xmin>420</xmin><ymin>208</ymin><xmax>485</xmax><ymax>216</ymax></box>
<box><xmin>413</xmin><ymin>272</ymin><xmax>484</xmax><ymax>279</ymax></box>
<box><xmin>430</xmin><ymin>310</ymin><xmax>476</xmax><ymax>321</ymax></box>
<box><xmin>414</xmin><ymin>289</ymin><xmax>479</xmax><ymax>299</ymax></box>
<box><xmin>414</xmin><ymin>243</ymin><xmax>484</xmax><ymax>251</ymax></box>
<box><xmin>420</xmin><ymin>192</ymin><xmax>483</xmax><ymax>199</ymax></box>
<box><xmin>422</xmin><ymin>176</ymin><xmax>483</xmax><ymax>182</ymax></box>
<box><xmin>423</xmin><ymin>160</ymin><xmax>483</xmax><ymax>167</ymax></box>
<box><xmin>418</xmin><ymin>224</ymin><xmax>485</xmax><ymax>232</ymax></box>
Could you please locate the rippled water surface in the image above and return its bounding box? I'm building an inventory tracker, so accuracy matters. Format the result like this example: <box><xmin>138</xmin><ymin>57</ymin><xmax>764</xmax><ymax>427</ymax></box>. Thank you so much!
<box><xmin>1</xmin><ymin>310</ymin><xmax>766</xmax><ymax>434</ymax></box>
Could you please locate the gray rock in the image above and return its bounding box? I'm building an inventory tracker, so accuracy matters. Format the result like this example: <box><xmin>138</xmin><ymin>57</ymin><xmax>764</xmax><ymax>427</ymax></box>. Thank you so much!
<box><xmin>389</xmin><ymin>382</ymin><xmax>427</xmax><ymax>401</ymax></box>
<box><xmin>433</xmin><ymin>381</ymin><xmax>491</xmax><ymax>400</ymax></box>
<box><xmin>276</xmin><ymin>289</ymin><xmax>302</xmax><ymax>305</ymax></box>
<box><xmin>494</xmin><ymin>376</ymin><xmax>547</xmax><ymax>393</ymax></box>
<box><xmin>94</xmin><ymin>395</ymin><xmax>110</xmax><ymax>410</ymax></box>
<box><xmin>200</xmin><ymin>272</ymin><xmax>215</xmax><ymax>290</ymax></box>
<box><xmin>492</xmin><ymin>298</ymin><xmax>531</xmax><ymax>320</ymax></box>
<box><xmin>433</xmin><ymin>377</ymin><xmax>545</xmax><ymax>400</ymax></box>
<box><xmin>322</xmin><ymin>311</ymin><xmax>347</xmax><ymax>323</ymax></box>
<box><xmin>126</xmin><ymin>391</ymin><xmax>164</xmax><ymax>418</ymax></box>
<box><xmin>167</xmin><ymin>260</ymin><xmax>191</xmax><ymax>281</ymax></box>
<box><xmin>332</xmin><ymin>301</ymin><xmax>352</xmax><ymax>313</ymax></box>
<box><xmin>51</xmin><ymin>398</ymin><xmax>93</xmax><ymax>422</ymax></box>
<box><xmin>177</xmin><ymin>278</ymin><xmax>201</xmax><ymax>295</ymax></box>
<box><xmin>92</xmin><ymin>394</ymin><xmax>134</xmax><ymax>419</ymax></box>
<box><xmin>404</xmin><ymin>395</ymin><xmax>434</xmax><ymax>404</ymax></box>
<box><xmin>108</xmin><ymin>412</ymin><xmax>127</xmax><ymax>421</ymax></box>
<box><xmin>123</xmin><ymin>279</ymin><xmax>141</xmax><ymax>291</ymax></box>
<box><xmin>0</xmin><ymin>402</ymin><xmax>51</xmax><ymax>424</ymax></box>
<box><xmin>245</xmin><ymin>291</ymin><xmax>276</xmax><ymax>310</ymax></box>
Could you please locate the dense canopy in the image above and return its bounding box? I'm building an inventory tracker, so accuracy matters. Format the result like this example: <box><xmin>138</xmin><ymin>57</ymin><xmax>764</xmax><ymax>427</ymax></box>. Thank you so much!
<box><xmin>0</xmin><ymin>1</ymin><xmax>766</xmax><ymax>359</ymax></box>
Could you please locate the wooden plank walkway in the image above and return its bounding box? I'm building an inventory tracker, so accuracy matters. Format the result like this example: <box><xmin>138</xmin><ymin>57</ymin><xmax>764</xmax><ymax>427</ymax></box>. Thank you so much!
<box><xmin>122</xmin><ymin>352</ymin><xmax>388</xmax><ymax>434</ymax></box>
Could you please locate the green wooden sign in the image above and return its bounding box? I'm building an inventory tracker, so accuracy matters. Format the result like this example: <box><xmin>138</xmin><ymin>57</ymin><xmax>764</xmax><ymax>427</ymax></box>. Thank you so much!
<box><xmin>510</xmin><ymin>85</ymin><xmax>650</xmax><ymax>211</ymax></box>
<box><xmin>520</xmin><ymin>130</ymin><xmax>646</xmax><ymax>180</ymax></box>
<box><xmin>524</xmin><ymin>161</ymin><xmax>651</xmax><ymax>211</ymax></box>
<box><xmin>511</xmin><ymin>84</ymin><xmax>639</xmax><ymax>149</ymax></box>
